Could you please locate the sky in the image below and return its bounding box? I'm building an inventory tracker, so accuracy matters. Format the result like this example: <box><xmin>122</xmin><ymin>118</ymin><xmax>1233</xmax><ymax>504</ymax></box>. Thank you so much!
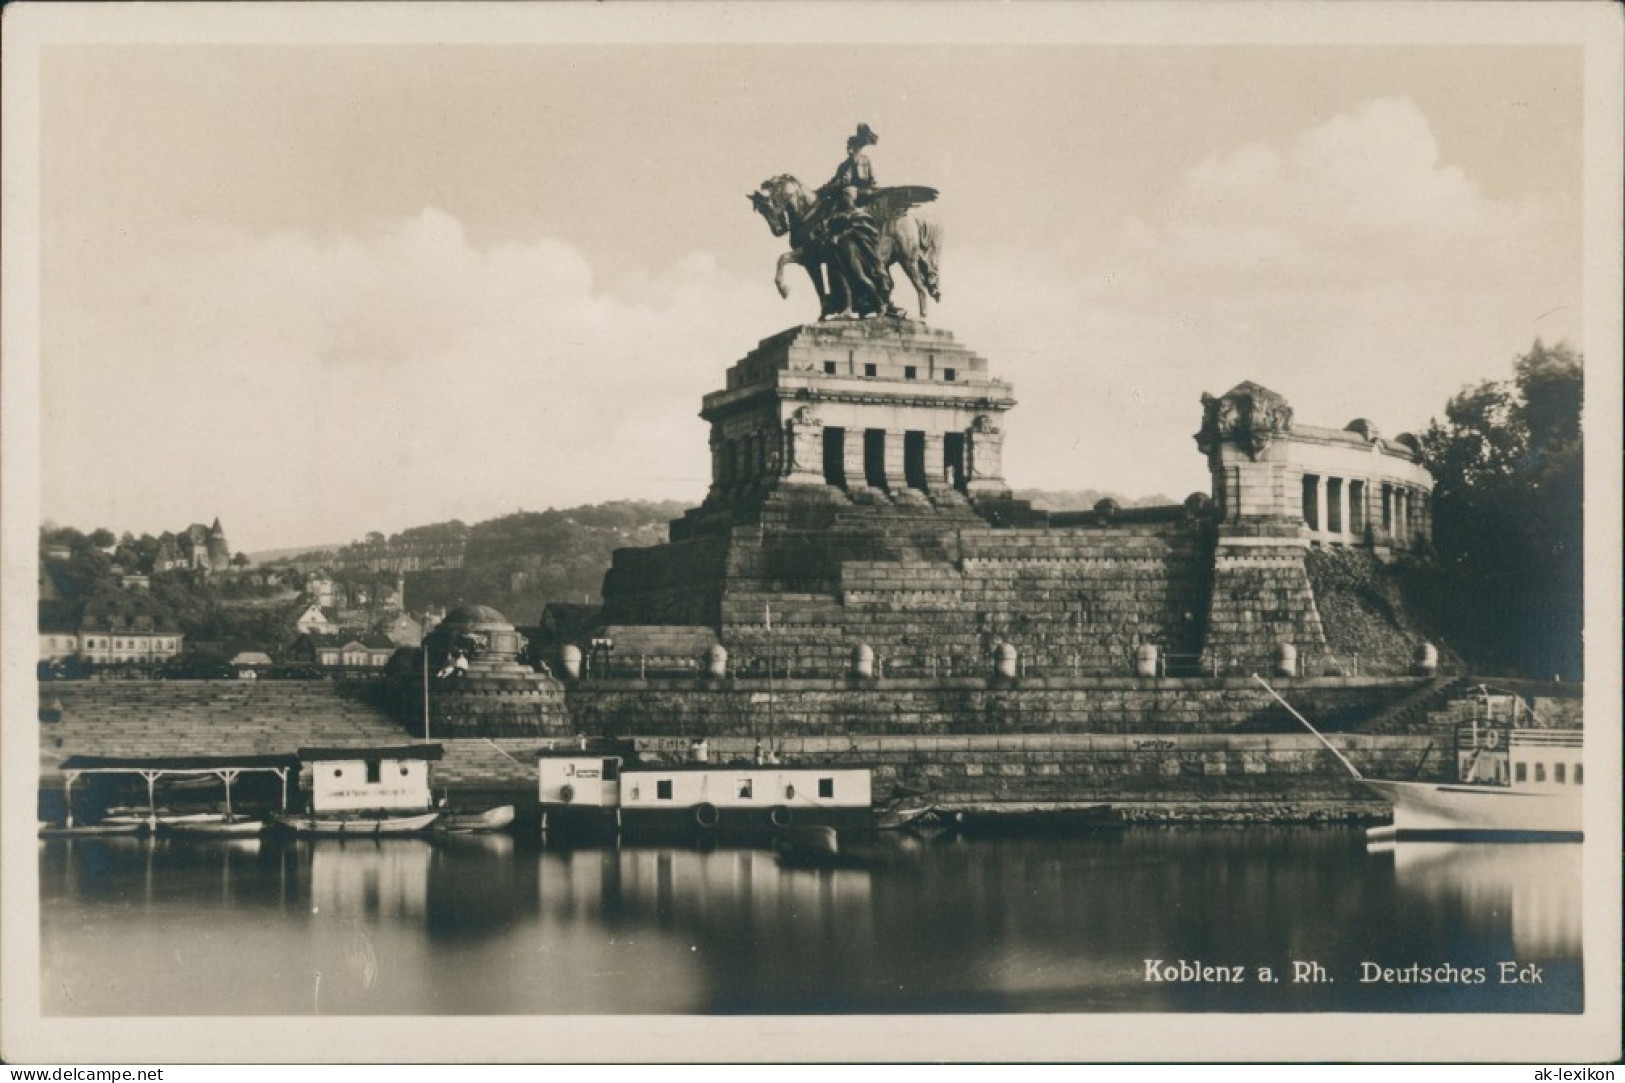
<box><xmin>34</xmin><ymin>31</ymin><xmax>1587</xmax><ymax>554</ymax></box>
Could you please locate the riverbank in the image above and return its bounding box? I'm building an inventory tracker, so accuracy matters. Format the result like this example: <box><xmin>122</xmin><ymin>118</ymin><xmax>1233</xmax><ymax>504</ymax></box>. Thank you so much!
<box><xmin>35</xmin><ymin>677</ymin><xmax>1455</xmax><ymax>825</ymax></box>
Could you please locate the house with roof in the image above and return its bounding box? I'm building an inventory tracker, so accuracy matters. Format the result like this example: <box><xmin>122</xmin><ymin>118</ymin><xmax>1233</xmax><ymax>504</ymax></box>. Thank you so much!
<box><xmin>379</xmin><ymin>612</ymin><xmax>423</xmax><ymax>648</ymax></box>
<box><xmin>293</xmin><ymin>602</ymin><xmax>342</xmax><ymax>637</ymax></box>
<box><xmin>292</xmin><ymin>632</ymin><xmax>396</xmax><ymax>671</ymax></box>
<box><xmin>70</xmin><ymin>593</ymin><xmax>185</xmax><ymax>665</ymax></box>
<box><xmin>39</xmin><ymin>600</ymin><xmax>82</xmax><ymax>662</ymax></box>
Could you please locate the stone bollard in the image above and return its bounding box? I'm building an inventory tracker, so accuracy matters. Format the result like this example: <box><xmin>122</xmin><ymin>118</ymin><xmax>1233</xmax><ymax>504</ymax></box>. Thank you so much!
<box><xmin>1273</xmin><ymin>643</ymin><xmax>1297</xmax><ymax>677</ymax></box>
<box><xmin>851</xmin><ymin>643</ymin><xmax>875</xmax><ymax>679</ymax></box>
<box><xmin>705</xmin><ymin>644</ymin><xmax>728</xmax><ymax>679</ymax></box>
<box><xmin>560</xmin><ymin>644</ymin><xmax>582</xmax><ymax>681</ymax></box>
<box><xmin>1415</xmin><ymin>641</ymin><xmax>1438</xmax><ymax>676</ymax></box>
<box><xmin>1135</xmin><ymin>643</ymin><xmax>1159</xmax><ymax>678</ymax></box>
<box><xmin>994</xmin><ymin>642</ymin><xmax>1018</xmax><ymax>679</ymax></box>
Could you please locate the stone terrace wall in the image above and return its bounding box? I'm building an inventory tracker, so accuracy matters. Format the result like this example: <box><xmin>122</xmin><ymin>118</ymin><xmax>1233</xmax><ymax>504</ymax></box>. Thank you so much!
<box><xmin>1202</xmin><ymin>536</ymin><xmax>1327</xmax><ymax>673</ymax></box>
<box><xmin>657</xmin><ymin>514</ymin><xmax>1212</xmax><ymax>675</ymax></box>
<box><xmin>561</xmin><ymin>676</ymin><xmax>1420</xmax><ymax>739</ymax></box>
<box><xmin>623</xmin><ymin>732</ymin><xmax>1441</xmax><ymax>813</ymax></box>
<box><xmin>37</xmin><ymin>677</ymin><xmax>1457</xmax><ymax>818</ymax></box>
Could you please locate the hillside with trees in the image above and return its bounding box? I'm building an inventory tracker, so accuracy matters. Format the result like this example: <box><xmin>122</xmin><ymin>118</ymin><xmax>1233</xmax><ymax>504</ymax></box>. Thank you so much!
<box><xmin>395</xmin><ymin>501</ymin><xmax>689</xmax><ymax>623</ymax></box>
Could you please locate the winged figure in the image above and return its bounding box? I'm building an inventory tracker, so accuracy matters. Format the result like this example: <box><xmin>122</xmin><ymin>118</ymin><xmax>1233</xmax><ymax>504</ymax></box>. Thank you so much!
<box><xmin>749</xmin><ymin>125</ymin><xmax>943</xmax><ymax>320</ymax></box>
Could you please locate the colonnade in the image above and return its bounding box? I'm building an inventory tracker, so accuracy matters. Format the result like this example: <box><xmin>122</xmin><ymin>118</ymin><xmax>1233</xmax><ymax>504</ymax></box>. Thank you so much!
<box><xmin>1300</xmin><ymin>472</ymin><xmax>1429</xmax><ymax>547</ymax></box>
<box><xmin>711</xmin><ymin>417</ymin><xmax>1004</xmax><ymax>502</ymax></box>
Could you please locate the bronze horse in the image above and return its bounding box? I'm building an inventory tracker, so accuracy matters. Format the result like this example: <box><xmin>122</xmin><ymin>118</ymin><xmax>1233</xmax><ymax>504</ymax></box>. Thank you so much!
<box><xmin>749</xmin><ymin>175</ymin><xmax>942</xmax><ymax>320</ymax></box>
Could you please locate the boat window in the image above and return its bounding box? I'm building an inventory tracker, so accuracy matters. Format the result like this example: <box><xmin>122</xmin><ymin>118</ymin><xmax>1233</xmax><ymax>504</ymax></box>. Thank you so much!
<box><xmin>1534</xmin><ymin>763</ymin><xmax>1545</xmax><ymax>783</ymax></box>
<box><xmin>656</xmin><ymin>779</ymin><xmax>673</xmax><ymax>800</ymax></box>
<box><xmin>1575</xmin><ymin>764</ymin><xmax>1583</xmax><ymax>785</ymax></box>
<box><xmin>819</xmin><ymin>777</ymin><xmax>834</xmax><ymax>798</ymax></box>
<box><xmin>400</xmin><ymin>765</ymin><xmax>410</xmax><ymax>777</ymax></box>
<box><xmin>1554</xmin><ymin>763</ymin><xmax>1565</xmax><ymax>784</ymax></box>
<box><xmin>737</xmin><ymin>779</ymin><xmax>754</xmax><ymax>799</ymax></box>
<box><xmin>1514</xmin><ymin>763</ymin><xmax>1527</xmax><ymax>783</ymax></box>
<box><xmin>366</xmin><ymin>760</ymin><xmax>381</xmax><ymax>784</ymax></box>
<box><xmin>602</xmin><ymin>759</ymin><xmax>620</xmax><ymax>781</ymax></box>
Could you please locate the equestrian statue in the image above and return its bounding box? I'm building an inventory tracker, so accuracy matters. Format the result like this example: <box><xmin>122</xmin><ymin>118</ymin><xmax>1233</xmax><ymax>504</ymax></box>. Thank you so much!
<box><xmin>749</xmin><ymin>124</ymin><xmax>943</xmax><ymax>320</ymax></box>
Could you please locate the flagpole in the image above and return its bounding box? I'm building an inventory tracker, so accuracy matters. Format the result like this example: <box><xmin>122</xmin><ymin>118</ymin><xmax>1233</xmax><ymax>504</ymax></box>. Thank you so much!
<box><xmin>422</xmin><ymin>632</ymin><xmax>431</xmax><ymax>743</ymax></box>
<box><xmin>766</xmin><ymin>603</ymin><xmax>775</xmax><ymax>758</ymax></box>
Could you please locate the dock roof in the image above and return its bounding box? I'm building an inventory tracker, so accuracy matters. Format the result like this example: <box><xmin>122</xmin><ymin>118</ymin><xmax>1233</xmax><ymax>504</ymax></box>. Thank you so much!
<box><xmin>295</xmin><ymin>744</ymin><xmax>444</xmax><ymax>762</ymax></box>
<box><xmin>59</xmin><ymin>753</ymin><xmax>299</xmax><ymax>772</ymax></box>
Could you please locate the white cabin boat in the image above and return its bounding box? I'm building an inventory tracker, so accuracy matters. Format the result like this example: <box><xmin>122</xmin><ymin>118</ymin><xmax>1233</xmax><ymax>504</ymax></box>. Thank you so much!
<box><xmin>1364</xmin><ymin>727</ymin><xmax>1583</xmax><ymax>841</ymax></box>
<box><xmin>274</xmin><ymin>745</ymin><xmax>443</xmax><ymax>837</ymax></box>
<box><xmin>1257</xmin><ymin>676</ymin><xmax>1583</xmax><ymax>843</ymax></box>
<box><xmin>537</xmin><ymin>750</ymin><xmax>873</xmax><ymax>837</ymax></box>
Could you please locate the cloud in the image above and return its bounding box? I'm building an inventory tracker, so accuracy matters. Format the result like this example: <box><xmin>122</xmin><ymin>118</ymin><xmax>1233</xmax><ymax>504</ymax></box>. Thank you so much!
<box><xmin>1130</xmin><ymin>97</ymin><xmax>1550</xmax><ymax>286</ymax></box>
<box><xmin>44</xmin><ymin>209</ymin><xmax>791</xmax><ymax>549</ymax></box>
<box><xmin>41</xmin><ymin>98</ymin><xmax>1580</xmax><ymax>550</ymax></box>
<box><xmin>941</xmin><ymin>97</ymin><xmax>1579</xmax><ymax>501</ymax></box>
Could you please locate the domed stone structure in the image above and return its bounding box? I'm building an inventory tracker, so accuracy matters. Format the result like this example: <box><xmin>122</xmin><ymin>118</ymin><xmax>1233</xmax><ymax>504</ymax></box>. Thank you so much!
<box><xmin>393</xmin><ymin>601</ymin><xmax>568</xmax><ymax>739</ymax></box>
<box><xmin>424</xmin><ymin>604</ymin><xmax>528</xmax><ymax>677</ymax></box>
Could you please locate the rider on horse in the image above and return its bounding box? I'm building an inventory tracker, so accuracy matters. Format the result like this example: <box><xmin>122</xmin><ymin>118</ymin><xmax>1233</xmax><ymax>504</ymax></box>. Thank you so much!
<box><xmin>815</xmin><ymin>125</ymin><xmax>902</xmax><ymax>317</ymax></box>
<box><xmin>820</xmin><ymin>123</ymin><xmax>879</xmax><ymax>205</ymax></box>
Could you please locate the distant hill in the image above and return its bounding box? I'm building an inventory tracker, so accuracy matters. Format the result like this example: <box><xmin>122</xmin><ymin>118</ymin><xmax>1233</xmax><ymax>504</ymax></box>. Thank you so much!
<box><xmin>401</xmin><ymin>501</ymin><xmax>689</xmax><ymax>623</ymax></box>
<box><xmin>1015</xmin><ymin>489</ymin><xmax>1182</xmax><ymax>511</ymax></box>
<box><xmin>256</xmin><ymin>493</ymin><xmax>1191</xmax><ymax>626</ymax></box>
<box><xmin>244</xmin><ymin>543</ymin><xmax>348</xmax><ymax>565</ymax></box>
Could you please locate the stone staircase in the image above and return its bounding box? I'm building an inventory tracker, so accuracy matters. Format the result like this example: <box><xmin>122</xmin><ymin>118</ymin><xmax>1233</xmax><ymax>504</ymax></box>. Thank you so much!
<box><xmin>38</xmin><ymin>680</ymin><xmax>412</xmax><ymax>780</ymax></box>
<box><xmin>1357</xmin><ymin>674</ymin><xmax>1471</xmax><ymax>734</ymax></box>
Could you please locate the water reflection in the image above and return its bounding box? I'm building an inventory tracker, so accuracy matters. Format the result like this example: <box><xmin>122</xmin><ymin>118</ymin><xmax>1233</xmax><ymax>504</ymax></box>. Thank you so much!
<box><xmin>39</xmin><ymin>829</ymin><xmax>1585</xmax><ymax>1016</ymax></box>
<box><xmin>1384</xmin><ymin>841</ymin><xmax>1582</xmax><ymax>958</ymax></box>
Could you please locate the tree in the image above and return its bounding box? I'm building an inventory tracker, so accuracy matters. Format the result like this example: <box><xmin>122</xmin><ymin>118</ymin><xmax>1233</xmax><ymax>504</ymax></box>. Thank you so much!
<box><xmin>231</xmin><ymin>552</ymin><xmax>252</xmax><ymax>568</ymax></box>
<box><xmin>1419</xmin><ymin>340</ymin><xmax>1583</xmax><ymax>679</ymax></box>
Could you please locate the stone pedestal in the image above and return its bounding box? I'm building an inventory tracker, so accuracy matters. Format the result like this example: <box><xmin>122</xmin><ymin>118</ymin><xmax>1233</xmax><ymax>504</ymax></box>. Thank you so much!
<box><xmin>699</xmin><ymin>319</ymin><xmax>1016</xmax><ymax>510</ymax></box>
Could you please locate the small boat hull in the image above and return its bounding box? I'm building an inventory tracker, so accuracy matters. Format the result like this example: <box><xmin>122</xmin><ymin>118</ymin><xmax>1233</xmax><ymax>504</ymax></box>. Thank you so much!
<box><xmin>1363</xmin><ymin>780</ymin><xmax>1582</xmax><ymax>841</ymax></box>
<box><xmin>39</xmin><ymin>822</ymin><xmax>146</xmax><ymax>839</ymax></box>
<box><xmin>103</xmin><ymin>810</ymin><xmax>228</xmax><ymax>828</ymax></box>
<box><xmin>618</xmin><ymin>804</ymin><xmax>874</xmax><ymax>840</ymax></box>
<box><xmin>167</xmin><ymin>818</ymin><xmax>266</xmax><ymax>838</ymax></box>
<box><xmin>949</xmin><ymin>803</ymin><xmax>1115</xmax><ymax>835</ymax></box>
<box><xmin>775</xmin><ymin>825</ymin><xmax>860</xmax><ymax>868</ymax></box>
<box><xmin>272</xmin><ymin>810</ymin><xmax>440</xmax><ymax>837</ymax></box>
<box><xmin>433</xmin><ymin>805</ymin><xmax>516</xmax><ymax>833</ymax></box>
<box><xmin>874</xmin><ymin>802</ymin><xmax>937</xmax><ymax>831</ymax></box>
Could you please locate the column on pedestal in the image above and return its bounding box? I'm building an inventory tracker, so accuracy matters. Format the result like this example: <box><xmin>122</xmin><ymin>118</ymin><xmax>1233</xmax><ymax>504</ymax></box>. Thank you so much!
<box><xmin>706</xmin><ymin>429</ymin><xmax>727</xmax><ymax>504</ymax></box>
<box><xmin>921</xmin><ymin>432</ymin><xmax>946</xmax><ymax>494</ymax></box>
<box><xmin>843</xmin><ymin>427</ymin><xmax>872</xmax><ymax>496</ymax></box>
<box><xmin>1314</xmin><ymin>475</ymin><xmax>1328</xmax><ymax>541</ymax></box>
<box><xmin>882</xmin><ymin>429</ymin><xmax>910</xmax><ymax>493</ymax></box>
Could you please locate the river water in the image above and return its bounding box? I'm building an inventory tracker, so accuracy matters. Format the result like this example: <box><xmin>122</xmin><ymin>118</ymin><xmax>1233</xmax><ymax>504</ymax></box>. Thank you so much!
<box><xmin>38</xmin><ymin>827</ymin><xmax>1582</xmax><ymax>1016</ymax></box>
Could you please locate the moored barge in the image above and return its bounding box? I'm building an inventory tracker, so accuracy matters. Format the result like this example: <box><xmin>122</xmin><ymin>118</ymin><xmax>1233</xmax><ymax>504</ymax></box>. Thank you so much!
<box><xmin>537</xmin><ymin>749</ymin><xmax>873</xmax><ymax>839</ymax></box>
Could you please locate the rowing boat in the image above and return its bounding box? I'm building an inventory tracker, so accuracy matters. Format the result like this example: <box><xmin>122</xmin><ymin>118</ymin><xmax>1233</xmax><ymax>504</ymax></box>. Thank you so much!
<box><xmin>433</xmin><ymin>805</ymin><xmax>516</xmax><ymax>833</ymax></box>
<box><xmin>271</xmin><ymin>810</ymin><xmax>441</xmax><ymax>837</ymax></box>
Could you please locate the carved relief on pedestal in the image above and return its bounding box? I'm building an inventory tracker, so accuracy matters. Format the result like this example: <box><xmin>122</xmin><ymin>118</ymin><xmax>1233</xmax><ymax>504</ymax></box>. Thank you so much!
<box><xmin>782</xmin><ymin>405</ymin><xmax>826</xmax><ymax>484</ymax></box>
<box><xmin>966</xmin><ymin>413</ymin><xmax>1006</xmax><ymax>488</ymax></box>
<box><xmin>1197</xmin><ymin>382</ymin><xmax>1294</xmax><ymax>462</ymax></box>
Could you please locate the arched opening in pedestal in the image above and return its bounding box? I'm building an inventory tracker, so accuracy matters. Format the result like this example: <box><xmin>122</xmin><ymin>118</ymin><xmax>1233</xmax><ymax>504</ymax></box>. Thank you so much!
<box><xmin>944</xmin><ymin>432</ymin><xmax>967</xmax><ymax>493</ymax></box>
<box><xmin>864</xmin><ymin>429</ymin><xmax>888</xmax><ymax>490</ymax></box>
<box><xmin>823</xmin><ymin>427</ymin><xmax>846</xmax><ymax>487</ymax></box>
<box><xmin>904</xmin><ymin>431</ymin><xmax>927</xmax><ymax>490</ymax></box>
